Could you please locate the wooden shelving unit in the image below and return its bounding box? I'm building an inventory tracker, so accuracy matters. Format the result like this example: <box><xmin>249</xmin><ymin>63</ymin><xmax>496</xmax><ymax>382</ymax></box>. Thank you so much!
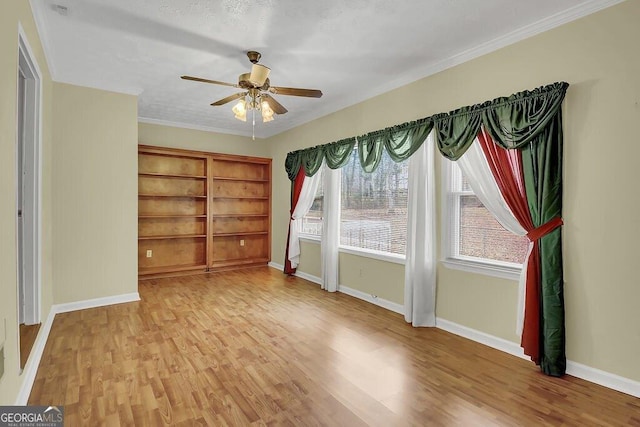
<box><xmin>138</xmin><ymin>146</ymin><xmax>271</xmax><ymax>278</ymax></box>
<box><xmin>209</xmin><ymin>154</ymin><xmax>272</xmax><ymax>271</ymax></box>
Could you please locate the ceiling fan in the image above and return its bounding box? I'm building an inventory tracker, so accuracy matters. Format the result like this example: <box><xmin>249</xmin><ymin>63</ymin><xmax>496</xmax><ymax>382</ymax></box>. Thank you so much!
<box><xmin>181</xmin><ymin>51</ymin><xmax>322</xmax><ymax>126</ymax></box>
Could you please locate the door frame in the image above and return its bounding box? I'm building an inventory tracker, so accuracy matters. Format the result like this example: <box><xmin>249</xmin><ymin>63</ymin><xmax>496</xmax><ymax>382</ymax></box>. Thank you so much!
<box><xmin>16</xmin><ymin>24</ymin><xmax>42</xmax><ymax>327</ymax></box>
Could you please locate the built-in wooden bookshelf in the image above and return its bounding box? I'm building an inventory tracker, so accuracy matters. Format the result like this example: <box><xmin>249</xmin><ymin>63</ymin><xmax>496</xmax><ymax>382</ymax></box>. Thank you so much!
<box><xmin>209</xmin><ymin>155</ymin><xmax>272</xmax><ymax>270</ymax></box>
<box><xmin>138</xmin><ymin>146</ymin><xmax>271</xmax><ymax>278</ymax></box>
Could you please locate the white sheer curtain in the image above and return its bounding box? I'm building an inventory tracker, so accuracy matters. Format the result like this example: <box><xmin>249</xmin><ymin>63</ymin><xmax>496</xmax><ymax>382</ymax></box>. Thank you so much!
<box><xmin>456</xmin><ymin>139</ymin><xmax>529</xmax><ymax>334</ymax></box>
<box><xmin>404</xmin><ymin>135</ymin><xmax>436</xmax><ymax>326</ymax></box>
<box><xmin>321</xmin><ymin>165</ymin><xmax>340</xmax><ymax>292</ymax></box>
<box><xmin>287</xmin><ymin>171</ymin><xmax>322</xmax><ymax>269</ymax></box>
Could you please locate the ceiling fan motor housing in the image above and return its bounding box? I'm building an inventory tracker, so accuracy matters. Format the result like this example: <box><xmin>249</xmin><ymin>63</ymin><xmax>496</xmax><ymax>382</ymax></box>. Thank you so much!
<box><xmin>247</xmin><ymin>51</ymin><xmax>261</xmax><ymax>64</ymax></box>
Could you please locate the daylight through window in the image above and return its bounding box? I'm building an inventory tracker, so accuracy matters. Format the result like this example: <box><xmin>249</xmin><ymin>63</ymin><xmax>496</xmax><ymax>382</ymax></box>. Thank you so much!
<box><xmin>300</xmin><ymin>168</ymin><xmax>323</xmax><ymax>237</ymax></box>
<box><xmin>448</xmin><ymin>161</ymin><xmax>528</xmax><ymax>266</ymax></box>
<box><xmin>340</xmin><ymin>149</ymin><xmax>408</xmax><ymax>256</ymax></box>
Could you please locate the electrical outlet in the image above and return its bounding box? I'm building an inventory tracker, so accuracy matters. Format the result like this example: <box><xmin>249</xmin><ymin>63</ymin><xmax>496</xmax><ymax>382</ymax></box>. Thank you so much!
<box><xmin>146</xmin><ymin>250</ymin><xmax>152</xmax><ymax>258</ymax></box>
<box><xmin>240</xmin><ymin>239</ymin><xmax>245</xmax><ymax>246</ymax></box>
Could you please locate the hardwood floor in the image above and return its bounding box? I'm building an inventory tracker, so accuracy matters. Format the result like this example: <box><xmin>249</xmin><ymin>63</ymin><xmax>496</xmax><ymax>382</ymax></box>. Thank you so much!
<box><xmin>29</xmin><ymin>267</ymin><xmax>639</xmax><ymax>426</ymax></box>
<box><xmin>20</xmin><ymin>322</ymin><xmax>41</xmax><ymax>369</ymax></box>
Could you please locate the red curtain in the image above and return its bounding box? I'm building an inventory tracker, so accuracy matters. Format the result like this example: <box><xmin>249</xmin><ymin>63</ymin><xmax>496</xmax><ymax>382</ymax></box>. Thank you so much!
<box><xmin>477</xmin><ymin>129</ymin><xmax>562</xmax><ymax>364</ymax></box>
<box><xmin>284</xmin><ymin>167</ymin><xmax>306</xmax><ymax>275</ymax></box>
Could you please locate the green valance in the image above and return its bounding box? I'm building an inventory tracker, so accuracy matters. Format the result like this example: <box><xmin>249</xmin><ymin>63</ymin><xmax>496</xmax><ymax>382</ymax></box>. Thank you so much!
<box><xmin>284</xmin><ymin>137</ymin><xmax>356</xmax><ymax>180</ymax></box>
<box><xmin>358</xmin><ymin>119</ymin><xmax>434</xmax><ymax>173</ymax></box>
<box><xmin>284</xmin><ymin>82</ymin><xmax>569</xmax><ymax>179</ymax></box>
<box><xmin>437</xmin><ymin>82</ymin><xmax>569</xmax><ymax>160</ymax></box>
<box><xmin>284</xmin><ymin>119</ymin><xmax>434</xmax><ymax>179</ymax></box>
<box><xmin>434</xmin><ymin>107</ymin><xmax>482</xmax><ymax>161</ymax></box>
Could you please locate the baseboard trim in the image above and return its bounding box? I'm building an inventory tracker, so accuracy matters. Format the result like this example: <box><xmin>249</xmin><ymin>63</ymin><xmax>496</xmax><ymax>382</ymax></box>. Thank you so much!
<box><xmin>566</xmin><ymin>360</ymin><xmax>640</xmax><ymax>398</ymax></box>
<box><xmin>338</xmin><ymin>285</ymin><xmax>404</xmax><ymax>315</ymax></box>
<box><xmin>435</xmin><ymin>317</ymin><xmax>527</xmax><ymax>360</ymax></box>
<box><xmin>435</xmin><ymin>317</ymin><xmax>640</xmax><ymax>398</ymax></box>
<box><xmin>268</xmin><ymin>263</ymin><xmax>404</xmax><ymax>314</ymax></box>
<box><xmin>53</xmin><ymin>292</ymin><xmax>140</xmax><ymax>314</ymax></box>
<box><xmin>295</xmin><ymin>271</ymin><xmax>322</xmax><ymax>286</ymax></box>
<box><xmin>14</xmin><ymin>292</ymin><xmax>141</xmax><ymax>405</ymax></box>
<box><xmin>268</xmin><ymin>263</ymin><xmax>323</xmax><ymax>286</ymax></box>
<box><xmin>15</xmin><ymin>308</ymin><xmax>56</xmax><ymax>405</ymax></box>
<box><xmin>268</xmin><ymin>261</ymin><xmax>284</xmax><ymax>271</ymax></box>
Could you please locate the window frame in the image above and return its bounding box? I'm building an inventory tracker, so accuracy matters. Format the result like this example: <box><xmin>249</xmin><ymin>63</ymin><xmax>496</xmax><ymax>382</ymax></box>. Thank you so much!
<box><xmin>298</xmin><ymin>161</ymin><xmax>408</xmax><ymax>264</ymax></box>
<box><xmin>298</xmin><ymin>168</ymin><xmax>324</xmax><ymax>242</ymax></box>
<box><xmin>441</xmin><ymin>157</ymin><xmax>523</xmax><ymax>281</ymax></box>
<box><xmin>337</xmin><ymin>149</ymin><xmax>408</xmax><ymax>263</ymax></box>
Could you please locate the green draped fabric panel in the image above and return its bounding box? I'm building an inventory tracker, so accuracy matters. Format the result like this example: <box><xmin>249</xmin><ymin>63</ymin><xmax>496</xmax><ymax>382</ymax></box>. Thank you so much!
<box><xmin>284</xmin><ymin>151</ymin><xmax>302</xmax><ymax>181</ymax></box>
<box><xmin>357</xmin><ymin>134</ymin><xmax>384</xmax><ymax>173</ymax></box>
<box><xmin>521</xmin><ymin>112</ymin><xmax>565</xmax><ymax>376</ymax></box>
<box><xmin>483</xmin><ymin>82</ymin><xmax>569</xmax><ymax>149</ymax></box>
<box><xmin>325</xmin><ymin>138</ymin><xmax>357</xmax><ymax>170</ymax></box>
<box><xmin>383</xmin><ymin>119</ymin><xmax>433</xmax><ymax>163</ymax></box>
<box><xmin>284</xmin><ymin>119</ymin><xmax>433</xmax><ymax>178</ymax></box>
<box><xmin>300</xmin><ymin>145</ymin><xmax>325</xmax><ymax>177</ymax></box>
<box><xmin>434</xmin><ymin>82</ymin><xmax>568</xmax><ymax>160</ymax></box>
<box><xmin>284</xmin><ymin>137</ymin><xmax>356</xmax><ymax>179</ymax></box>
<box><xmin>357</xmin><ymin>119</ymin><xmax>434</xmax><ymax>172</ymax></box>
<box><xmin>434</xmin><ymin>107</ymin><xmax>482</xmax><ymax>160</ymax></box>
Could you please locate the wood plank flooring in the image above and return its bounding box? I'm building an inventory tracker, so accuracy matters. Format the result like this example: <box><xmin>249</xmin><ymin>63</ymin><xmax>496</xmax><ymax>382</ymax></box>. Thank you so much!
<box><xmin>20</xmin><ymin>322</ymin><xmax>41</xmax><ymax>369</ymax></box>
<box><xmin>29</xmin><ymin>267</ymin><xmax>640</xmax><ymax>426</ymax></box>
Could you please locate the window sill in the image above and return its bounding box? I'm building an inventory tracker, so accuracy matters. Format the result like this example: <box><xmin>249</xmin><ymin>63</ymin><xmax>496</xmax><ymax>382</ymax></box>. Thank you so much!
<box><xmin>339</xmin><ymin>245</ymin><xmax>406</xmax><ymax>265</ymax></box>
<box><xmin>296</xmin><ymin>239</ymin><xmax>406</xmax><ymax>265</ymax></box>
<box><xmin>441</xmin><ymin>257</ymin><xmax>521</xmax><ymax>281</ymax></box>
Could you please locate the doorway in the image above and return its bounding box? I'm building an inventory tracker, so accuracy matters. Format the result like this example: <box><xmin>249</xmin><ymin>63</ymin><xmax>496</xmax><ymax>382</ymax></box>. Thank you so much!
<box><xmin>17</xmin><ymin>28</ymin><xmax>42</xmax><ymax>370</ymax></box>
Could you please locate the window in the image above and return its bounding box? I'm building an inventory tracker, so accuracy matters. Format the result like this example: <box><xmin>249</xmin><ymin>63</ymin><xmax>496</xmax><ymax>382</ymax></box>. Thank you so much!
<box><xmin>300</xmin><ymin>168</ymin><xmax>323</xmax><ymax>238</ymax></box>
<box><xmin>444</xmin><ymin>160</ymin><xmax>529</xmax><ymax>278</ymax></box>
<box><xmin>340</xmin><ymin>149</ymin><xmax>408</xmax><ymax>257</ymax></box>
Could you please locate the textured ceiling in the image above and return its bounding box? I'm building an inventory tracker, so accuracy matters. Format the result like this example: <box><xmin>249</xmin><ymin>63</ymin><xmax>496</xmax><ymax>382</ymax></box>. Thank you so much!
<box><xmin>31</xmin><ymin>0</ymin><xmax>620</xmax><ymax>139</ymax></box>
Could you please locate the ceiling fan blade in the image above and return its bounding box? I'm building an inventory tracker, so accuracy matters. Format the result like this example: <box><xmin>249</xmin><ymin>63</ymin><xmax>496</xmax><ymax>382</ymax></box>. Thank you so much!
<box><xmin>269</xmin><ymin>86</ymin><xmax>322</xmax><ymax>98</ymax></box>
<box><xmin>262</xmin><ymin>94</ymin><xmax>288</xmax><ymax>114</ymax></box>
<box><xmin>249</xmin><ymin>64</ymin><xmax>270</xmax><ymax>87</ymax></box>
<box><xmin>210</xmin><ymin>92</ymin><xmax>247</xmax><ymax>106</ymax></box>
<box><xmin>181</xmin><ymin>75</ymin><xmax>238</xmax><ymax>88</ymax></box>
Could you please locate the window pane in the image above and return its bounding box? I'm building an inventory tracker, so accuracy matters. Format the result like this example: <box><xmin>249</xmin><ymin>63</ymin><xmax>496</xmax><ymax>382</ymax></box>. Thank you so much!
<box><xmin>461</xmin><ymin>172</ymin><xmax>473</xmax><ymax>192</ymax></box>
<box><xmin>459</xmin><ymin>194</ymin><xmax>529</xmax><ymax>264</ymax></box>
<box><xmin>340</xmin><ymin>150</ymin><xmax>408</xmax><ymax>255</ymax></box>
<box><xmin>301</xmin><ymin>169</ymin><xmax>323</xmax><ymax>236</ymax></box>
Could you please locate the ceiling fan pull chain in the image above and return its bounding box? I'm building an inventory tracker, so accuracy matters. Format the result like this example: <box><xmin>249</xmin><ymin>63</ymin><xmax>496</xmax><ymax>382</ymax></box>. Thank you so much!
<box><xmin>252</xmin><ymin>109</ymin><xmax>256</xmax><ymax>140</ymax></box>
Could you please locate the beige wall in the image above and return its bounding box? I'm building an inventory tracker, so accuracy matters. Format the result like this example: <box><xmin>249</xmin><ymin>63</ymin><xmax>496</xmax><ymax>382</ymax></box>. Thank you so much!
<box><xmin>339</xmin><ymin>253</ymin><xmax>404</xmax><ymax>304</ymax></box>
<box><xmin>52</xmin><ymin>83</ymin><xmax>138</xmax><ymax>303</ymax></box>
<box><xmin>296</xmin><ymin>240</ymin><xmax>322</xmax><ymax>279</ymax></box>
<box><xmin>0</xmin><ymin>0</ymin><xmax>637</xmax><ymax>406</ymax></box>
<box><xmin>0</xmin><ymin>0</ymin><xmax>54</xmax><ymax>405</ymax></box>
<box><xmin>138</xmin><ymin>122</ymin><xmax>266</xmax><ymax>157</ymax></box>
<box><xmin>267</xmin><ymin>1</ymin><xmax>640</xmax><ymax>382</ymax></box>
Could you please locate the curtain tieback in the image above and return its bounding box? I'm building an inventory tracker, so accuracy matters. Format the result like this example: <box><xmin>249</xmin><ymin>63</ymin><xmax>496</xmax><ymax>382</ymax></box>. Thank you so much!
<box><xmin>526</xmin><ymin>216</ymin><xmax>563</xmax><ymax>242</ymax></box>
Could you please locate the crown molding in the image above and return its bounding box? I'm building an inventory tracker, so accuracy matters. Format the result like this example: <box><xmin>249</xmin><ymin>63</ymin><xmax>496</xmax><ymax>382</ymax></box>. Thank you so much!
<box><xmin>138</xmin><ymin>117</ymin><xmax>257</xmax><ymax>139</ymax></box>
<box><xmin>308</xmin><ymin>0</ymin><xmax>626</xmax><ymax>131</ymax></box>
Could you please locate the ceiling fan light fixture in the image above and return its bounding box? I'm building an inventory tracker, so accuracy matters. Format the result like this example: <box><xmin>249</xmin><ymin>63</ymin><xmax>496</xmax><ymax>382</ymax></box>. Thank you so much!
<box><xmin>232</xmin><ymin>98</ymin><xmax>247</xmax><ymax>121</ymax></box>
<box><xmin>261</xmin><ymin>100</ymin><xmax>274</xmax><ymax>122</ymax></box>
<box><xmin>262</xmin><ymin>110</ymin><xmax>274</xmax><ymax>122</ymax></box>
<box><xmin>184</xmin><ymin>51</ymin><xmax>321</xmax><ymax>132</ymax></box>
